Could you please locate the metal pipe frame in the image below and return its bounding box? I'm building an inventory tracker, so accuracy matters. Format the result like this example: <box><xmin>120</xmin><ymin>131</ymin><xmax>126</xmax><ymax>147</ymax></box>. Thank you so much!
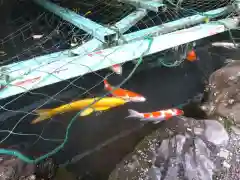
<box><xmin>0</xmin><ymin>17</ymin><xmax>238</xmax><ymax>99</ymax></box>
<box><xmin>118</xmin><ymin>0</ymin><xmax>165</xmax><ymax>12</ymax></box>
<box><xmin>34</xmin><ymin>0</ymin><xmax>117</xmax><ymax>42</ymax></box>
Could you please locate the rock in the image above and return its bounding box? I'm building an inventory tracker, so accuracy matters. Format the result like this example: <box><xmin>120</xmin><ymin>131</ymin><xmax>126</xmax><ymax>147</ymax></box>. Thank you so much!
<box><xmin>213</xmin><ymin>127</ymin><xmax>240</xmax><ymax>180</ymax></box>
<box><xmin>203</xmin><ymin>120</ymin><xmax>229</xmax><ymax>146</ymax></box>
<box><xmin>201</xmin><ymin>61</ymin><xmax>240</xmax><ymax>180</ymax></box>
<box><xmin>0</xmin><ymin>154</ymin><xmax>35</xmax><ymax>180</ymax></box>
<box><xmin>0</xmin><ymin>145</ymin><xmax>58</xmax><ymax>180</ymax></box>
<box><xmin>231</xmin><ymin>126</ymin><xmax>240</xmax><ymax>135</ymax></box>
<box><xmin>108</xmin><ymin>117</ymin><xmax>231</xmax><ymax>180</ymax></box>
<box><xmin>203</xmin><ymin>61</ymin><xmax>240</xmax><ymax>125</ymax></box>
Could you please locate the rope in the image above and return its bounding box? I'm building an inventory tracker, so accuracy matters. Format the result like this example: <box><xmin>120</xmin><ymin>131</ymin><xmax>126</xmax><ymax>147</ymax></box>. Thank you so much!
<box><xmin>0</xmin><ymin>36</ymin><xmax>153</xmax><ymax>164</ymax></box>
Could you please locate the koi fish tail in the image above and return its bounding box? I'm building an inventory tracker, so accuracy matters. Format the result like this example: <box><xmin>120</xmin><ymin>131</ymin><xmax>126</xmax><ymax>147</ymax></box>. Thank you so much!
<box><xmin>31</xmin><ymin>109</ymin><xmax>53</xmax><ymax>124</ymax></box>
<box><xmin>103</xmin><ymin>79</ymin><xmax>112</xmax><ymax>91</ymax></box>
<box><xmin>126</xmin><ymin>109</ymin><xmax>142</xmax><ymax>119</ymax></box>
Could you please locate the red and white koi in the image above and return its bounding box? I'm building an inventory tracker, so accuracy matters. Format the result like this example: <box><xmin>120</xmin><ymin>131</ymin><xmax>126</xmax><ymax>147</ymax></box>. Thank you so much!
<box><xmin>103</xmin><ymin>79</ymin><xmax>146</xmax><ymax>102</ymax></box>
<box><xmin>126</xmin><ymin>108</ymin><xmax>184</xmax><ymax>124</ymax></box>
<box><xmin>110</xmin><ymin>64</ymin><xmax>122</xmax><ymax>75</ymax></box>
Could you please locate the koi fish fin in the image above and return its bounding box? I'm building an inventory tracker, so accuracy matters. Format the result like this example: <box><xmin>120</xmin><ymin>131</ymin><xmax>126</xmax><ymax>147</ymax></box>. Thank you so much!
<box><xmin>110</xmin><ymin>64</ymin><xmax>122</xmax><ymax>75</ymax></box>
<box><xmin>80</xmin><ymin>106</ymin><xmax>111</xmax><ymax>116</ymax></box>
<box><xmin>31</xmin><ymin>109</ymin><xmax>52</xmax><ymax>124</ymax></box>
<box><xmin>126</xmin><ymin>109</ymin><xmax>141</xmax><ymax>119</ymax></box>
<box><xmin>93</xmin><ymin>107</ymin><xmax>111</xmax><ymax>116</ymax></box>
<box><xmin>80</xmin><ymin>108</ymin><xmax>94</xmax><ymax>116</ymax></box>
<box><xmin>138</xmin><ymin>118</ymin><xmax>162</xmax><ymax>124</ymax></box>
<box><xmin>153</xmin><ymin>121</ymin><xmax>161</xmax><ymax>124</ymax></box>
<box><xmin>94</xmin><ymin>106</ymin><xmax>111</xmax><ymax>111</ymax></box>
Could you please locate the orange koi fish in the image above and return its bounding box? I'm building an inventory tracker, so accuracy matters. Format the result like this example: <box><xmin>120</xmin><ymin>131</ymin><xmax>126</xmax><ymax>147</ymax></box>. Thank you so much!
<box><xmin>126</xmin><ymin>108</ymin><xmax>184</xmax><ymax>124</ymax></box>
<box><xmin>103</xmin><ymin>79</ymin><xmax>146</xmax><ymax>102</ymax></box>
<box><xmin>186</xmin><ymin>49</ymin><xmax>197</xmax><ymax>62</ymax></box>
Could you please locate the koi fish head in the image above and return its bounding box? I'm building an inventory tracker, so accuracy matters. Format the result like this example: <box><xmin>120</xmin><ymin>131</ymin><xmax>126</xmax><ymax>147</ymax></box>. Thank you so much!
<box><xmin>173</xmin><ymin>108</ymin><xmax>184</xmax><ymax>116</ymax></box>
<box><xmin>126</xmin><ymin>94</ymin><xmax>146</xmax><ymax>102</ymax></box>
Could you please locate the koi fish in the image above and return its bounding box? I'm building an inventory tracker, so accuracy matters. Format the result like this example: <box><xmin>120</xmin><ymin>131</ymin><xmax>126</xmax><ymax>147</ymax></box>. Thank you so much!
<box><xmin>0</xmin><ymin>51</ymin><xmax>7</xmax><ymax>56</ymax></box>
<box><xmin>84</xmin><ymin>11</ymin><xmax>92</xmax><ymax>16</ymax></box>
<box><xmin>31</xmin><ymin>97</ymin><xmax>127</xmax><ymax>124</ymax></box>
<box><xmin>186</xmin><ymin>50</ymin><xmax>197</xmax><ymax>62</ymax></box>
<box><xmin>110</xmin><ymin>64</ymin><xmax>122</xmax><ymax>75</ymax></box>
<box><xmin>211</xmin><ymin>42</ymin><xmax>240</xmax><ymax>49</ymax></box>
<box><xmin>103</xmin><ymin>79</ymin><xmax>146</xmax><ymax>102</ymax></box>
<box><xmin>126</xmin><ymin>108</ymin><xmax>184</xmax><ymax>124</ymax></box>
<box><xmin>32</xmin><ymin>34</ymin><xmax>44</xmax><ymax>39</ymax></box>
<box><xmin>204</xmin><ymin>17</ymin><xmax>210</xmax><ymax>23</ymax></box>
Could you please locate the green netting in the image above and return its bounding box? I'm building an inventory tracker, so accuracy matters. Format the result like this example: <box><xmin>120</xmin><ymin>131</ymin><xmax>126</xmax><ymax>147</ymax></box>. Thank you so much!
<box><xmin>0</xmin><ymin>0</ymin><xmax>239</xmax><ymax>169</ymax></box>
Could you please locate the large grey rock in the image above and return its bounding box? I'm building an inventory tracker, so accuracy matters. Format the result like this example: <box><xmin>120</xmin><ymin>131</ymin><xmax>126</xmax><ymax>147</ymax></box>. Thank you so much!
<box><xmin>202</xmin><ymin>61</ymin><xmax>240</xmax><ymax>125</ymax></box>
<box><xmin>109</xmin><ymin>118</ymin><xmax>231</xmax><ymax>180</ymax></box>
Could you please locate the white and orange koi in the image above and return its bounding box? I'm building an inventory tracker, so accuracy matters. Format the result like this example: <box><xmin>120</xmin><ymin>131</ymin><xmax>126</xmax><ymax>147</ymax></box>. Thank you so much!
<box><xmin>104</xmin><ymin>79</ymin><xmax>146</xmax><ymax>102</ymax></box>
<box><xmin>126</xmin><ymin>108</ymin><xmax>184</xmax><ymax>124</ymax></box>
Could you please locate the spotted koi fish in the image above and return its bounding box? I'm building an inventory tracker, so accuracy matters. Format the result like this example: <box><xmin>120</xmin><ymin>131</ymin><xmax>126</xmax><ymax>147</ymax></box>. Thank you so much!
<box><xmin>126</xmin><ymin>108</ymin><xmax>184</xmax><ymax>124</ymax></box>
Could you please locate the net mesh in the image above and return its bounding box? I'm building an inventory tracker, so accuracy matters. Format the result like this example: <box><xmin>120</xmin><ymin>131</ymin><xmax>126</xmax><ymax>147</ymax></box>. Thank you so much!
<box><xmin>0</xmin><ymin>1</ymin><xmax>94</xmax><ymax>66</ymax></box>
<box><xmin>0</xmin><ymin>0</ymin><xmax>239</xmax><ymax>175</ymax></box>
